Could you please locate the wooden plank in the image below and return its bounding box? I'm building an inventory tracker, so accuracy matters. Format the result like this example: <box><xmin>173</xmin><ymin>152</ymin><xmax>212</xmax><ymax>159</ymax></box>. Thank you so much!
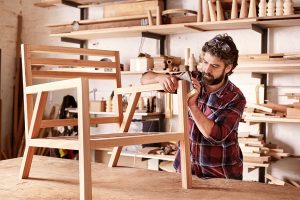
<box><xmin>40</xmin><ymin>117</ymin><xmax>119</xmax><ymax>128</ymax></box>
<box><xmin>115</xmin><ymin>83</ymin><xmax>163</xmax><ymax>94</ymax></box>
<box><xmin>103</xmin><ymin>0</ymin><xmax>163</xmax><ymax>18</ymax></box>
<box><xmin>246</xmin><ymin>103</ymin><xmax>273</xmax><ymax>113</ymax></box>
<box><xmin>244</xmin><ymin>115</ymin><xmax>300</xmax><ymax>123</ymax></box>
<box><xmin>31</xmin><ymin>57</ymin><xmax>117</xmax><ymax>68</ymax></box>
<box><xmin>32</xmin><ymin>70</ymin><xmax>117</xmax><ymax>79</ymax></box>
<box><xmin>25</xmin><ymin>78</ymin><xmax>82</xmax><ymax>94</ymax></box>
<box><xmin>265</xmin><ymin>174</ymin><xmax>286</xmax><ymax>186</ymax></box>
<box><xmin>76</xmin><ymin>78</ymin><xmax>92</xmax><ymax>200</ymax></box>
<box><xmin>28</xmin><ymin>138</ymin><xmax>80</xmax><ymax>149</ymax></box>
<box><xmin>30</xmin><ymin>44</ymin><xmax>117</xmax><ymax>57</ymax></box>
<box><xmin>287</xmin><ymin>108</ymin><xmax>300</xmax><ymax>118</ymax></box>
<box><xmin>91</xmin><ymin>132</ymin><xmax>183</xmax><ymax>149</ymax></box>
<box><xmin>177</xmin><ymin>80</ymin><xmax>192</xmax><ymax>189</ymax></box>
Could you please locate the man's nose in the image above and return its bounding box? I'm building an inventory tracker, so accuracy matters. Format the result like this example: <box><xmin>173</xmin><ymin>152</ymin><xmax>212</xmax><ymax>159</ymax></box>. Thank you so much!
<box><xmin>203</xmin><ymin>64</ymin><xmax>213</xmax><ymax>74</ymax></box>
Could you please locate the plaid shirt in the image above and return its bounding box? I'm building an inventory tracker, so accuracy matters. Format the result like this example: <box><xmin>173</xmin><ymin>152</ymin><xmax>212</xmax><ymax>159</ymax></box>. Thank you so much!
<box><xmin>174</xmin><ymin>78</ymin><xmax>246</xmax><ymax>179</ymax></box>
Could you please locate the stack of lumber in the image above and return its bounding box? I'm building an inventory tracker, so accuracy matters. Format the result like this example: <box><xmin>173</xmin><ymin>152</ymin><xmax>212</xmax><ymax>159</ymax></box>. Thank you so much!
<box><xmin>243</xmin><ymin>102</ymin><xmax>289</xmax><ymax>118</ymax></box>
<box><xmin>153</xmin><ymin>56</ymin><xmax>181</xmax><ymax>72</ymax></box>
<box><xmin>244</xmin><ymin>99</ymin><xmax>300</xmax><ymax>120</ymax></box>
<box><xmin>238</xmin><ymin>132</ymin><xmax>290</xmax><ymax>168</ymax></box>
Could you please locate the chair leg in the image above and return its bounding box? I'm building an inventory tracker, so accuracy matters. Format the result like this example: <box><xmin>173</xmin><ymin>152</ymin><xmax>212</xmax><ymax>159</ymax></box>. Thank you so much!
<box><xmin>79</xmin><ymin>149</ymin><xmax>92</xmax><ymax>200</ymax></box>
<box><xmin>179</xmin><ymin>138</ymin><xmax>192</xmax><ymax>189</ymax></box>
<box><xmin>19</xmin><ymin>145</ymin><xmax>36</xmax><ymax>179</ymax></box>
<box><xmin>108</xmin><ymin>146</ymin><xmax>123</xmax><ymax>167</ymax></box>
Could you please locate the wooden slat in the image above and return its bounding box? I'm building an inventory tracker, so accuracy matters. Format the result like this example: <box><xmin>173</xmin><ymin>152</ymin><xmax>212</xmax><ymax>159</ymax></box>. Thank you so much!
<box><xmin>32</xmin><ymin>70</ymin><xmax>116</xmax><ymax>79</ymax></box>
<box><xmin>115</xmin><ymin>83</ymin><xmax>163</xmax><ymax>94</ymax></box>
<box><xmin>31</xmin><ymin>58</ymin><xmax>117</xmax><ymax>68</ymax></box>
<box><xmin>28</xmin><ymin>138</ymin><xmax>80</xmax><ymax>150</ymax></box>
<box><xmin>77</xmin><ymin>77</ymin><xmax>92</xmax><ymax>200</ymax></box>
<box><xmin>91</xmin><ymin>132</ymin><xmax>183</xmax><ymax>149</ymax></box>
<box><xmin>29</xmin><ymin>44</ymin><xmax>117</xmax><ymax>57</ymax></box>
<box><xmin>25</xmin><ymin>78</ymin><xmax>82</xmax><ymax>94</ymax></box>
<box><xmin>40</xmin><ymin>117</ymin><xmax>119</xmax><ymax>128</ymax></box>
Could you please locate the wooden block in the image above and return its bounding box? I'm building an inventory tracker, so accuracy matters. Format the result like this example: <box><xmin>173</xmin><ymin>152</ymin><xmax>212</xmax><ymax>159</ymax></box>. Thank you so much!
<box><xmin>244</xmin><ymin>156</ymin><xmax>270</xmax><ymax>163</ymax></box>
<box><xmin>265</xmin><ymin>174</ymin><xmax>286</xmax><ymax>185</ymax></box>
<box><xmin>247</xmin><ymin>103</ymin><xmax>273</xmax><ymax>113</ymax></box>
<box><xmin>264</xmin><ymin>102</ymin><xmax>289</xmax><ymax>113</ymax></box>
<box><xmin>287</xmin><ymin>108</ymin><xmax>300</xmax><ymax>118</ymax></box>
<box><xmin>208</xmin><ymin>0</ymin><xmax>217</xmax><ymax>21</ymax></box>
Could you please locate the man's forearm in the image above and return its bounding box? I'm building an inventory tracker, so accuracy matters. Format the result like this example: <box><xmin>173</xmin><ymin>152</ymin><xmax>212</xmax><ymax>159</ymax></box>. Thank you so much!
<box><xmin>189</xmin><ymin>105</ymin><xmax>214</xmax><ymax>138</ymax></box>
<box><xmin>140</xmin><ymin>71</ymin><xmax>161</xmax><ymax>85</ymax></box>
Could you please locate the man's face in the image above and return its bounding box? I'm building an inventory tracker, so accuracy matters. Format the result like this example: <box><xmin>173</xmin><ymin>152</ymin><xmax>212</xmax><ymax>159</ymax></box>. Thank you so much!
<box><xmin>201</xmin><ymin>52</ymin><xmax>231</xmax><ymax>85</ymax></box>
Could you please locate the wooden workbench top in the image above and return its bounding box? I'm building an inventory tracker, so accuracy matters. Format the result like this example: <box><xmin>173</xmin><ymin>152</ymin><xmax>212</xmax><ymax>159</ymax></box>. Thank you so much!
<box><xmin>0</xmin><ymin>156</ymin><xmax>299</xmax><ymax>199</ymax></box>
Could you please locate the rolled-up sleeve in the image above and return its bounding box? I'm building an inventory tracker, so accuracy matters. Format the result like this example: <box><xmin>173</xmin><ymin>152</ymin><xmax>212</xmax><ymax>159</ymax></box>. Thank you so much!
<box><xmin>206</xmin><ymin>95</ymin><xmax>246</xmax><ymax>144</ymax></box>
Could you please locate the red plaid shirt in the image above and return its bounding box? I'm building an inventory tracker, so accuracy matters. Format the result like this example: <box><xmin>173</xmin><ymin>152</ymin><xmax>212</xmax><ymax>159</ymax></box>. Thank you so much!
<box><xmin>174</xmin><ymin>78</ymin><xmax>246</xmax><ymax>179</ymax></box>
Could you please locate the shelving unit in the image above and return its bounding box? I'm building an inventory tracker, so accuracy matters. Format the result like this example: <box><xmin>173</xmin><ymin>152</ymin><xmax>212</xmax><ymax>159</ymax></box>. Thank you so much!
<box><xmin>49</xmin><ymin>15</ymin><xmax>300</xmax><ymax>40</ymax></box>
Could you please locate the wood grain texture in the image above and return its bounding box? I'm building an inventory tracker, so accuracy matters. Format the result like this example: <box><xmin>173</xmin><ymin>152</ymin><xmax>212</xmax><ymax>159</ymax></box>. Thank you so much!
<box><xmin>3</xmin><ymin>156</ymin><xmax>300</xmax><ymax>200</ymax></box>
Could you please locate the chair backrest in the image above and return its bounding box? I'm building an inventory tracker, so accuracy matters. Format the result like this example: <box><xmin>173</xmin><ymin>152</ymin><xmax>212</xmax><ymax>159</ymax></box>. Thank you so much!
<box><xmin>21</xmin><ymin>44</ymin><xmax>123</xmax><ymax>134</ymax></box>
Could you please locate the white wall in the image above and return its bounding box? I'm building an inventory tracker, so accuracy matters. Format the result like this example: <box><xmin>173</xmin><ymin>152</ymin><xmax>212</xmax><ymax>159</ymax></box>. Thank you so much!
<box><xmin>1</xmin><ymin>0</ymin><xmax>300</xmax><ymax>180</ymax></box>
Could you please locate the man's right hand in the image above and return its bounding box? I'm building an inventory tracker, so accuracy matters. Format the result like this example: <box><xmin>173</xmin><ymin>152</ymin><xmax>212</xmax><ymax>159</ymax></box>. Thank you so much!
<box><xmin>155</xmin><ymin>74</ymin><xmax>178</xmax><ymax>93</ymax></box>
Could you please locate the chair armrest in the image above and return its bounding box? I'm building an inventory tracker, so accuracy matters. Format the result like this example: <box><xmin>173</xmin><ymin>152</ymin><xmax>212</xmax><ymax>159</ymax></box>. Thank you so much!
<box><xmin>114</xmin><ymin>83</ymin><xmax>164</xmax><ymax>94</ymax></box>
<box><xmin>25</xmin><ymin>78</ymin><xmax>83</xmax><ymax>94</ymax></box>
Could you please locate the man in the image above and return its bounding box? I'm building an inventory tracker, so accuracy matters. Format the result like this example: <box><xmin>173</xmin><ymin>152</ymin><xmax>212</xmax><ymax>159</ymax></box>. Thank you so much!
<box><xmin>140</xmin><ymin>34</ymin><xmax>246</xmax><ymax>180</ymax></box>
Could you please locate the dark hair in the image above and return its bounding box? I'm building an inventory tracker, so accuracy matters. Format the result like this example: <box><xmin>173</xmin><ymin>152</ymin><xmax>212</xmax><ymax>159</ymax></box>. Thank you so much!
<box><xmin>202</xmin><ymin>34</ymin><xmax>239</xmax><ymax>76</ymax></box>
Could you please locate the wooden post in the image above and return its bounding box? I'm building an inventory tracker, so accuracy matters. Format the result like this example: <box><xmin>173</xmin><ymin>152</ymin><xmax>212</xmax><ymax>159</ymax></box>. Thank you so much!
<box><xmin>267</xmin><ymin>0</ymin><xmax>276</xmax><ymax>16</ymax></box>
<box><xmin>177</xmin><ymin>80</ymin><xmax>192</xmax><ymax>189</ymax></box>
<box><xmin>208</xmin><ymin>0</ymin><xmax>217</xmax><ymax>22</ymax></box>
<box><xmin>156</xmin><ymin>5</ymin><xmax>162</xmax><ymax>25</ymax></box>
<box><xmin>276</xmin><ymin>0</ymin><xmax>284</xmax><ymax>16</ymax></box>
<box><xmin>203</xmin><ymin>0</ymin><xmax>210</xmax><ymax>22</ymax></box>
<box><xmin>248</xmin><ymin>0</ymin><xmax>257</xmax><ymax>17</ymax></box>
<box><xmin>77</xmin><ymin>78</ymin><xmax>92</xmax><ymax>200</ymax></box>
<box><xmin>147</xmin><ymin>10</ymin><xmax>154</xmax><ymax>26</ymax></box>
<box><xmin>240</xmin><ymin>0</ymin><xmax>248</xmax><ymax>18</ymax></box>
<box><xmin>216</xmin><ymin>0</ymin><xmax>225</xmax><ymax>21</ymax></box>
<box><xmin>259</xmin><ymin>0</ymin><xmax>267</xmax><ymax>17</ymax></box>
<box><xmin>231</xmin><ymin>0</ymin><xmax>238</xmax><ymax>19</ymax></box>
<box><xmin>197</xmin><ymin>0</ymin><xmax>203</xmax><ymax>22</ymax></box>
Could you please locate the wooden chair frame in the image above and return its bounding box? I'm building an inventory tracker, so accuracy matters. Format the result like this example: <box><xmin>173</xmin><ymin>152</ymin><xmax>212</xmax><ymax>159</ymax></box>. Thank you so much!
<box><xmin>19</xmin><ymin>44</ymin><xmax>192</xmax><ymax>200</ymax></box>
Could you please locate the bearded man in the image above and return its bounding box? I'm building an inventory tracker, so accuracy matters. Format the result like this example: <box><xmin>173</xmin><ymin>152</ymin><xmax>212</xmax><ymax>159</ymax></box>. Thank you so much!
<box><xmin>140</xmin><ymin>34</ymin><xmax>246</xmax><ymax>180</ymax></box>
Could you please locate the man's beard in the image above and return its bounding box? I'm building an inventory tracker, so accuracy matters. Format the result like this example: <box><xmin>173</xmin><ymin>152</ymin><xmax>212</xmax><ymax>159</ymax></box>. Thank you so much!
<box><xmin>202</xmin><ymin>71</ymin><xmax>226</xmax><ymax>85</ymax></box>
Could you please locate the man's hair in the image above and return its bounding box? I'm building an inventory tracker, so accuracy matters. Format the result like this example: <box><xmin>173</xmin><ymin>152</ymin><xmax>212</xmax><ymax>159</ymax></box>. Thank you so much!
<box><xmin>202</xmin><ymin>34</ymin><xmax>239</xmax><ymax>76</ymax></box>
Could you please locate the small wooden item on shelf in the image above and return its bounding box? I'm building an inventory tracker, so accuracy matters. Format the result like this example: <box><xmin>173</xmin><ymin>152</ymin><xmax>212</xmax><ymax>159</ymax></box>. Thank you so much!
<box><xmin>283</xmin><ymin>0</ymin><xmax>294</xmax><ymax>15</ymax></box>
<box><xmin>239</xmin><ymin>0</ymin><xmax>248</xmax><ymax>18</ymax></box>
<box><xmin>203</xmin><ymin>0</ymin><xmax>211</xmax><ymax>22</ymax></box>
<box><xmin>147</xmin><ymin>10</ymin><xmax>154</xmax><ymax>26</ymax></box>
<box><xmin>197</xmin><ymin>0</ymin><xmax>203</xmax><ymax>22</ymax></box>
<box><xmin>208</xmin><ymin>0</ymin><xmax>217</xmax><ymax>21</ymax></box>
<box><xmin>248</xmin><ymin>0</ymin><xmax>257</xmax><ymax>18</ymax></box>
<box><xmin>231</xmin><ymin>0</ymin><xmax>238</xmax><ymax>19</ymax></box>
<box><xmin>216</xmin><ymin>0</ymin><xmax>225</xmax><ymax>21</ymax></box>
<box><xmin>276</xmin><ymin>0</ymin><xmax>284</xmax><ymax>16</ymax></box>
<box><xmin>259</xmin><ymin>0</ymin><xmax>267</xmax><ymax>17</ymax></box>
<box><xmin>156</xmin><ymin>5</ymin><xmax>162</xmax><ymax>25</ymax></box>
<box><xmin>267</xmin><ymin>0</ymin><xmax>276</xmax><ymax>16</ymax></box>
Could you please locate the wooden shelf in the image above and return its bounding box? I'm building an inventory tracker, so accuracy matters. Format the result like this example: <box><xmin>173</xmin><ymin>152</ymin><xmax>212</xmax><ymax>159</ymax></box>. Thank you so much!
<box><xmin>49</xmin><ymin>15</ymin><xmax>300</xmax><ymax>40</ymax></box>
<box><xmin>236</xmin><ymin>61</ymin><xmax>300</xmax><ymax>73</ymax></box>
<box><xmin>243</xmin><ymin>116</ymin><xmax>300</xmax><ymax>123</ymax></box>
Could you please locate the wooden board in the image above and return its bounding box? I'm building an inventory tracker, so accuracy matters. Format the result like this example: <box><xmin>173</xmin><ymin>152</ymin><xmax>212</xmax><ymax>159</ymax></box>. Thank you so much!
<box><xmin>103</xmin><ymin>0</ymin><xmax>164</xmax><ymax>18</ymax></box>
<box><xmin>1</xmin><ymin>156</ymin><xmax>300</xmax><ymax>199</ymax></box>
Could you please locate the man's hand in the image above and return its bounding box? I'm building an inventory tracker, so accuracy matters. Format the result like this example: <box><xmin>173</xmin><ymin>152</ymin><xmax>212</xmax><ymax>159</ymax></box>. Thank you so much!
<box><xmin>188</xmin><ymin>77</ymin><xmax>201</xmax><ymax>107</ymax></box>
<box><xmin>155</xmin><ymin>74</ymin><xmax>178</xmax><ymax>93</ymax></box>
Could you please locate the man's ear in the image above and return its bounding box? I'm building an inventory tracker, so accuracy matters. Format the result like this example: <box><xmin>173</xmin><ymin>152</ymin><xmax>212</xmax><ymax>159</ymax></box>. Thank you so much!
<box><xmin>225</xmin><ymin>64</ymin><xmax>233</xmax><ymax>74</ymax></box>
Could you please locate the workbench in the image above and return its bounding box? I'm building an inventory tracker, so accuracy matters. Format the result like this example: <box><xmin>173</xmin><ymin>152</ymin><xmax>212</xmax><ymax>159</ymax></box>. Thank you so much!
<box><xmin>0</xmin><ymin>156</ymin><xmax>299</xmax><ymax>199</ymax></box>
